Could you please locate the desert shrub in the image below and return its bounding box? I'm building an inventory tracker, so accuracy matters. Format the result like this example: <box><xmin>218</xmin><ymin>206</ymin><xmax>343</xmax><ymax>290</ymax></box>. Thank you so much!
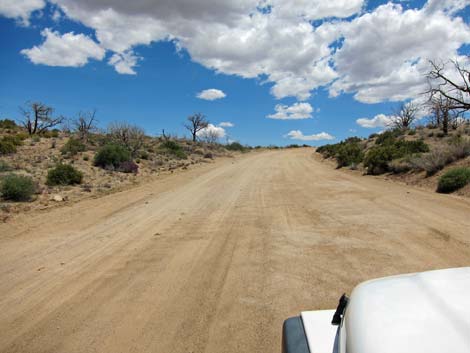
<box><xmin>2</xmin><ymin>135</ymin><xmax>24</xmax><ymax>146</ymax></box>
<box><xmin>336</xmin><ymin>143</ymin><xmax>364</xmax><ymax>168</ymax></box>
<box><xmin>436</xmin><ymin>132</ymin><xmax>446</xmax><ymax>138</ymax></box>
<box><xmin>61</xmin><ymin>138</ymin><xmax>86</xmax><ymax>156</ymax></box>
<box><xmin>47</xmin><ymin>164</ymin><xmax>83</xmax><ymax>186</ymax></box>
<box><xmin>317</xmin><ymin>143</ymin><xmax>340</xmax><ymax>158</ymax></box>
<box><xmin>375</xmin><ymin>129</ymin><xmax>403</xmax><ymax>145</ymax></box>
<box><xmin>41</xmin><ymin>130</ymin><xmax>60</xmax><ymax>138</ymax></box>
<box><xmin>368</xmin><ymin>133</ymin><xmax>379</xmax><ymax>139</ymax></box>
<box><xmin>447</xmin><ymin>137</ymin><xmax>470</xmax><ymax>160</ymax></box>
<box><xmin>226</xmin><ymin>142</ymin><xmax>245</xmax><ymax>151</ymax></box>
<box><xmin>1</xmin><ymin>174</ymin><xmax>35</xmax><ymax>201</ymax></box>
<box><xmin>107</xmin><ymin>122</ymin><xmax>145</xmax><ymax>157</ymax></box>
<box><xmin>0</xmin><ymin>160</ymin><xmax>12</xmax><ymax>172</ymax></box>
<box><xmin>437</xmin><ymin>168</ymin><xmax>470</xmax><ymax>193</ymax></box>
<box><xmin>0</xmin><ymin>140</ymin><xmax>16</xmax><ymax>155</ymax></box>
<box><xmin>408</xmin><ymin>129</ymin><xmax>416</xmax><ymax>136</ymax></box>
<box><xmin>286</xmin><ymin>144</ymin><xmax>300</xmax><ymax>148</ymax></box>
<box><xmin>204</xmin><ymin>152</ymin><xmax>213</xmax><ymax>159</ymax></box>
<box><xmin>94</xmin><ymin>144</ymin><xmax>131</xmax><ymax>169</ymax></box>
<box><xmin>160</xmin><ymin>140</ymin><xmax>187</xmax><ymax>159</ymax></box>
<box><xmin>411</xmin><ymin>147</ymin><xmax>453</xmax><ymax>176</ymax></box>
<box><xmin>139</xmin><ymin>150</ymin><xmax>149</xmax><ymax>160</ymax></box>
<box><xmin>364</xmin><ymin>146</ymin><xmax>396</xmax><ymax>174</ymax></box>
<box><xmin>364</xmin><ymin>139</ymin><xmax>429</xmax><ymax>175</ymax></box>
<box><xmin>388</xmin><ymin>159</ymin><xmax>413</xmax><ymax>174</ymax></box>
<box><xmin>0</xmin><ymin>119</ymin><xmax>17</xmax><ymax>130</ymax></box>
<box><xmin>32</xmin><ymin>136</ymin><xmax>40</xmax><ymax>143</ymax></box>
<box><xmin>83</xmin><ymin>155</ymin><xmax>89</xmax><ymax>161</ymax></box>
<box><xmin>117</xmin><ymin>161</ymin><xmax>139</xmax><ymax>173</ymax></box>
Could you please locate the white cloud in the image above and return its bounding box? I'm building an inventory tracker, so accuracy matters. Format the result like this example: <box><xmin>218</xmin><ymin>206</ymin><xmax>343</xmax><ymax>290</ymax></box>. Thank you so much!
<box><xmin>330</xmin><ymin>3</ymin><xmax>470</xmax><ymax>103</ymax></box>
<box><xmin>219</xmin><ymin>122</ymin><xmax>234</xmax><ymax>127</ymax></box>
<box><xmin>267</xmin><ymin>102</ymin><xmax>313</xmax><ymax>120</ymax></box>
<box><xmin>0</xmin><ymin>0</ymin><xmax>45</xmax><ymax>25</ymax></box>
<box><xmin>20</xmin><ymin>28</ymin><xmax>105</xmax><ymax>67</ymax></box>
<box><xmin>196</xmin><ymin>123</ymin><xmax>226</xmax><ymax>140</ymax></box>
<box><xmin>8</xmin><ymin>0</ymin><xmax>470</xmax><ymax>103</ymax></box>
<box><xmin>108</xmin><ymin>50</ymin><xmax>140</xmax><ymax>74</ymax></box>
<box><xmin>356</xmin><ymin>114</ymin><xmax>394</xmax><ymax>128</ymax></box>
<box><xmin>284</xmin><ymin>130</ymin><xmax>334</xmax><ymax>141</ymax></box>
<box><xmin>196</xmin><ymin>89</ymin><xmax>226</xmax><ymax>101</ymax></box>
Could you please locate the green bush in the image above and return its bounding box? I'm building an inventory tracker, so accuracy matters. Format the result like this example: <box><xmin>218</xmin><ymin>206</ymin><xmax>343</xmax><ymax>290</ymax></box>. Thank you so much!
<box><xmin>336</xmin><ymin>143</ymin><xmax>364</xmax><ymax>168</ymax></box>
<box><xmin>226</xmin><ymin>142</ymin><xmax>245</xmax><ymax>151</ymax></box>
<box><xmin>0</xmin><ymin>119</ymin><xmax>17</xmax><ymax>130</ymax></box>
<box><xmin>2</xmin><ymin>135</ymin><xmax>24</xmax><ymax>146</ymax></box>
<box><xmin>364</xmin><ymin>140</ymin><xmax>429</xmax><ymax>175</ymax></box>
<box><xmin>1</xmin><ymin>174</ymin><xmax>35</xmax><ymax>201</ymax></box>
<box><xmin>437</xmin><ymin>168</ymin><xmax>470</xmax><ymax>193</ymax></box>
<box><xmin>61</xmin><ymin>138</ymin><xmax>86</xmax><ymax>156</ymax></box>
<box><xmin>94</xmin><ymin>144</ymin><xmax>131</xmax><ymax>169</ymax></box>
<box><xmin>0</xmin><ymin>140</ymin><xmax>16</xmax><ymax>155</ymax></box>
<box><xmin>375</xmin><ymin>129</ymin><xmax>403</xmax><ymax>145</ymax></box>
<box><xmin>160</xmin><ymin>140</ymin><xmax>187</xmax><ymax>159</ymax></box>
<box><xmin>364</xmin><ymin>146</ymin><xmax>397</xmax><ymax>175</ymax></box>
<box><xmin>47</xmin><ymin>164</ymin><xmax>83</xmax><ymax>186</ymax></box>
<box><xmin>0</xmin><ymin>160</ymin><xmax>12</xmax><ymax>172</ymax></box>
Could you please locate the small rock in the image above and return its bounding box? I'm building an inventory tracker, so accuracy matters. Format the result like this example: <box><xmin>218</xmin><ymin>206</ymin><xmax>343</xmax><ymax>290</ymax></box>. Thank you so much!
<box><xmin>51</xmin><ymin>195</ymin><xmax>64</xmax><ymax>202</ymax></box>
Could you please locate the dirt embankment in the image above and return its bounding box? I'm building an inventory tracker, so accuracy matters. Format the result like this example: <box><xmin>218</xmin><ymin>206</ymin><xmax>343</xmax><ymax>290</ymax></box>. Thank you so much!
<box><xmin>1</xmin><ymin>148</ymin><xmax>470</xmax><ymax>353</ymax></box>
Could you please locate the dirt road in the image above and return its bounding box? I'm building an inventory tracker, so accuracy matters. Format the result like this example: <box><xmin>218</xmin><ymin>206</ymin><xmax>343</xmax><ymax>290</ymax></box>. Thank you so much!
<box><xmin>1</xmin><ymin>149</ymin><xmax>470</xmax><ymax>353</ymax></box>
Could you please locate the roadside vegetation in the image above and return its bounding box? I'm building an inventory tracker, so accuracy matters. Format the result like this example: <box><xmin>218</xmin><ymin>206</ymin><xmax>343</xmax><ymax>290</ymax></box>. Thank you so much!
<box><xmin>0</xmin><ymin>107</ymin><xmax>256</xmax><ymax>217</ymax></box>
<box><xmin>318</xmin><ymin>58</ymin><xmax>470</xmax><ymax>196</ymax></box>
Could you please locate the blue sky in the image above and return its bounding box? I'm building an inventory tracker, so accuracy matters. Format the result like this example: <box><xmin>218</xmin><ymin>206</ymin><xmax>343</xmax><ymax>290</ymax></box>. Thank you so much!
<box><xmin>0</xmin><ymin>0</ymin><xmax>469</xmax><ymax>146</ymax></box>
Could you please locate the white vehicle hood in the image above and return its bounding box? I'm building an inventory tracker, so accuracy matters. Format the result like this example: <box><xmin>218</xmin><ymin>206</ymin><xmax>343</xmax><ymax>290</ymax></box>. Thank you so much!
<box><xmin>344</xmin><ymin>267</ymin><xmax>470</xmax><ymax>353</ymax></box>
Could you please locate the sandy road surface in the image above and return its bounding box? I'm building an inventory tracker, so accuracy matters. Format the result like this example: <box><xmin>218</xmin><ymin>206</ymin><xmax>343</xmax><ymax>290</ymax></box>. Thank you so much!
<box><xmin>1</xmin><ymin>149</ymin><xmax>470</xmax><ymax>353</ymax></box>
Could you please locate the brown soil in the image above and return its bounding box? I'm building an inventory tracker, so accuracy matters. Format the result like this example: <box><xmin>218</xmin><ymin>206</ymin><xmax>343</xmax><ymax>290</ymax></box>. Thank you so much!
<box><xmin>1</xmin><ymin>149</ymin><xmax>470</xmax><ymax>353</ymax></box>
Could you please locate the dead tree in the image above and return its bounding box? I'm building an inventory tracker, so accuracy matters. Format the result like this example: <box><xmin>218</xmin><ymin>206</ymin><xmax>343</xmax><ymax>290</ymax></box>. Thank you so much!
<box><xmin>73</xmin><ymin>109</ymin><xmax>97</xmax><ymax>143</ymax></box>
<box><xmin>19</xmin><ymin>102</ymin><xmax>64</xmax><ymax>135</ymax></box>
<box><xmin>184</xmin><ymin>113</ymin><xmax>208</xmax><ymax>142</ymax></box>
<box><xmin>107</xmin><ymin>121</ymin><xmax>145</xmax><ymax>157</ymax></box>
<box><xmin>390</xmin><ymin>102</ymin><xmax>418</xmax><ymax>129</ymax></box>
<box><xmin>427</xmin><ymin>59</ymin><xmax>470</xmax><ymax>113</ymax></box>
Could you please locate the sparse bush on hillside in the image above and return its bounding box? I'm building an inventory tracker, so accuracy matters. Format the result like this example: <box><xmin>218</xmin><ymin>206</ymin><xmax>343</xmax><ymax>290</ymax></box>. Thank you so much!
<box><xmin>47</xmin><ymin>164</ymin><xmax>83</xmax><ymax>186</ymax></box>
<box><xmin>41</xmin><ymin>129</ymin><xmax>60</xmax><ymax>138</ymax></box>
<box><xmin>160</xmin><ymin>140</ymin><xmax>187</xmax><ymax>159</ymax></box>
<box><xmin>117</xmin><ymin>161</ymin><xmax>139</xmax><ymax>174</ymax></box>
<box><xmin>61</xmin><ymin>138</ymin><xmax>86</xmax><ymax>156</ymax></box>
<box><xmin>411</xmin><ymin>139</ymin><xmax>470</xmax><ymax>176</ymax></box>
<box><xmin>0</xmin><ymin>160</ymin><xmax>12</xmax><ymax>172</ymax></box>
<box><xmin>437</xmin><ymin>168</ymin><xmax>470</xmax><ymax>193</ymax></box>
<box><xmin>0</xmin><ymin>119</ymin><xmax>17</xmax><ymax>130</ymax></box>
<box><xmin>226</xmin><ymin>142</ymin><xmax>246</xmax><ymax>152</ymax></box>
<box><xmin>410</xmin><ymin>147</ymin><xmax>454</xmax><ymax>176</ymax></box>
<box><xmin>317</xmin><ymin>137</ymin><xmax>365</xmax><ymax>168</ymax></box>
<box><xmin>363</xmin><ymin>146</ymin><xmax>397</xmax><ymax>175</ymax></box>
<box><xmin>94</xmin><ymin>144</ymin><xmax>132</xmax><ymax>169</ymax></box>
<box><xmin>0</xmin><ymin>140</ymin><xmax>16</xmax><ymax>155</ymax></box>
<box><xmin>375</xmin><ymin>129</ymin><xmax>403</xmax><ymax>145</ymax></box>
<box><xmin>336</xmin><ymin>143</ymin><xmax>364</xmax><ymax>168</ymax></box>
<box><xmin>107</xmin><ymin>122</ymin><xmax>145</xmax><ymax>157</ymax></box>
<box><xmin>364</xmin><ymin>139</ymin><xmax>429</xmax><ymax>175</ymax></box>
<box><xmin>1</xmin><ymin>174</ymin><xmax>35</xmax><ymax>201</ymax></box>
<box><xmin>2</xmin><ymin>135</ymin><xmax>24</xmax><ymax>146</ymax></box>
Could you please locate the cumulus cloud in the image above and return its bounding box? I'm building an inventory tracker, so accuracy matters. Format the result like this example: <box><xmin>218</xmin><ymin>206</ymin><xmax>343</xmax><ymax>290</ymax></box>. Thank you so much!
<box><xmin>6</xmin><ymin>0</ymin><xmax>470</xmax><ymax>103</ymax></box>
<box><xmin>20</xmin><ymin>28</ymin><xmax>105</xmax><ymax>67</ymax></box>
<box><xmin>330</xmin><ymin>3</ymin><xmax>470</xmax><ymax>103</ymax></box>
<box><xmin>356</xmin><ymin>114</ymin><xmax>394</xmax><ymax>128</ymax></box>
<box><xmin>267</xmin><ymin>102</ymin><xmax>313</xmax><ymax>120</ymax></box>
<box><xmin>197</xmin><ymin>123</ymin><xmax>226</xmax><ymax>140</ymax></box>
<box><xmin>284</xmin><ymin>130</ymin><xmax>334</xmax><ymax>141</ymax></box>
<box><xmin>219</xmin><ymin>122</ymin><xmax>234</xmax><ymax>127</ymax></box>
<box><xmin>0</xmin><ymin>0</ymin><xmax>45</xmax><ymax>25</ymax></box>
<box><xmin>108</xmin><ymin>51</ymin><xmax>140</xmax><ymax>74</ymax></box>
<box><xmin>196</xmin><ymin>89</ymin><xmax>226</xmax><ymax>101</ymax></box>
